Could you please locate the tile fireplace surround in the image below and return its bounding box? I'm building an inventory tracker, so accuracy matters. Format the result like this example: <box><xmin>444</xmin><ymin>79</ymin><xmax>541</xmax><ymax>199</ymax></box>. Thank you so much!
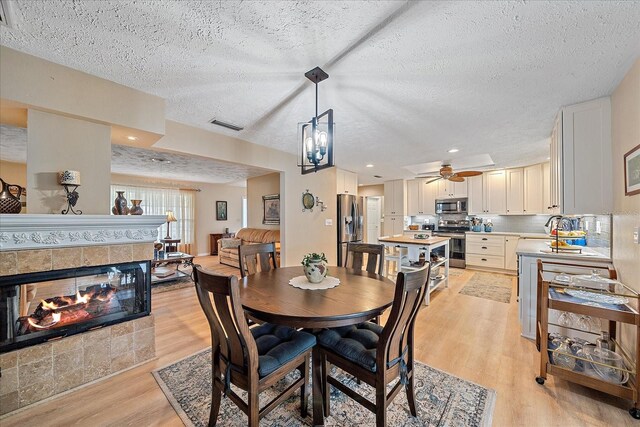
<box><xmin>0</xmin><ymin>215</ymin><xmax>166</xmax><ymax>415</ymax></box>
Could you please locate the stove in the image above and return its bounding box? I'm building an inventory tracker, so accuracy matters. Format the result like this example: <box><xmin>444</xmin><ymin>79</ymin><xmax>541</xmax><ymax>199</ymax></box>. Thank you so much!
<box><xmin>433</xmin><ymin>219</ymin><xmax>470</xmax><ymax>268</ymax></box>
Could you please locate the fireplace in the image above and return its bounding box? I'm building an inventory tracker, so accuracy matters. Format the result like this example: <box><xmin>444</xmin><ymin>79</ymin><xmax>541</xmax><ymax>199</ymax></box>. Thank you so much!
<box><xmin>0</xmin><ymin>261</ymin><xmax>151</xmax><ymax>352</ymax></box>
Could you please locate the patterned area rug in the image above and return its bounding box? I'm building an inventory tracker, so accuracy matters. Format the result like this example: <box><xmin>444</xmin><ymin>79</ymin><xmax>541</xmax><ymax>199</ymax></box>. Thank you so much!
<box><xmin>458</xmin><ymin>272</ymin><xmax>513</xmax><ymax>303</ymax></box>
<box><xmin>153</xmin><ymin>348</ymin><xmax>495</xmax><ymax>427</ymax></box>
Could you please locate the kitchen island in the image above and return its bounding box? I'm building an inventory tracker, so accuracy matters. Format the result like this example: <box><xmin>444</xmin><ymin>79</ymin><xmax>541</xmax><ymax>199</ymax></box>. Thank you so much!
<box><xmin>516</xmin><ymin>239</ymin><xmax>612</xmax><ymax>340</ymax></box>
<box><xmin>378</xmin><ymin>235</ymin><xmax>450</xmax><ymax>305</ymax></box>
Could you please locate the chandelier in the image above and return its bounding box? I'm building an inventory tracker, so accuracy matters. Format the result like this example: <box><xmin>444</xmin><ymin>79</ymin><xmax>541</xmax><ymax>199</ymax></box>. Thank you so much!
<box><xmin>298</xmin><ymin>66</ymin><xmax>334</xmax><ymax>174</ymax></box>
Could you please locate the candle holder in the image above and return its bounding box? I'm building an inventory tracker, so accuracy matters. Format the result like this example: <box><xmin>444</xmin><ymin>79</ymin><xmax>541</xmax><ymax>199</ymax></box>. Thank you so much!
<box><xmin>61</xmin><ymin>184</ymin><xmax>82</xmax><ymax>215</ymax></box>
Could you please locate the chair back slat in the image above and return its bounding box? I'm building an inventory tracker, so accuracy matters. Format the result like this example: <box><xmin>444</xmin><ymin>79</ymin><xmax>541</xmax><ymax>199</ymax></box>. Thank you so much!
<box><xmin>345</xmin><ymin>243</ymin><xmax>385</xmax><ymax>275</ymax></box>
<box><xmin>378</xmin><ymin>265</ymin><xmax>430</xmax><ymax>368</ymax></box>
<box><xmin>193</xmin><ymin>266</ymin><xmax>259</xmax><ymax>372</ymax></box>
<box><xmin>239</xmin><ymin>243</ymin><xmax>278</xmax><ymax>278</ymax></box>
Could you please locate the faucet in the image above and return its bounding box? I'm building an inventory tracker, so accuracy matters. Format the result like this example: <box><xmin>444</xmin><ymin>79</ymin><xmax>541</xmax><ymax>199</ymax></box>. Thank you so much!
<box><xmin>544</xmin><ymin>215</ymin><xmax>563</xmax><ymax>228</ymax></box>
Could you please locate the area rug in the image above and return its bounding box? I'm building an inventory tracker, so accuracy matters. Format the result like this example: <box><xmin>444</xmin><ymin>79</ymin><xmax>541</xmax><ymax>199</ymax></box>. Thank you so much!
<box><xmin>458</xmin><ymin>272</ymin><xmax>513</xmax><ymax>303</ymax></box>
<box><xmin>153</xmin><ymin>348</ymin><xmax>496</xmax><ymax>427</ymax></box>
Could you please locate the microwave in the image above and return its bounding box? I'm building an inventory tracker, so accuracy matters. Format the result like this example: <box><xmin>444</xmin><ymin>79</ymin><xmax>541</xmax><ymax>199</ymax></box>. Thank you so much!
<box><xmin>435</xmin><ymin>198</ymin><xmax>468</xmax><ymax>214</ymax></box>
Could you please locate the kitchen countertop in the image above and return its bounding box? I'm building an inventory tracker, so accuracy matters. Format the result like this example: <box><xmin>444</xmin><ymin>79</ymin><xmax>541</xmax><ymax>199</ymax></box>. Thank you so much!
<box><xmin>403</xmin><ymin>229</ymin><xmax>433</xmax><ymax>233</ymax></box>
<box><xmin>378</xmin><ymin>236</ymin><xmax>450</xmax><ymax>245</ymax></box>
<box><xmin>465</xmin><ymin>231</ymin><xmax>549</xmax><ymax>238</ymax></box>
<box><xmin>515</xmin><ymin>239</ymin><xmax>611</xmax><ymax>262</ymax></box>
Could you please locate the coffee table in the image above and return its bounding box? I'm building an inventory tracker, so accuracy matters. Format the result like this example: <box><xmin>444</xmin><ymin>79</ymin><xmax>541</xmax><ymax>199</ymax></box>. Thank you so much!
<box><xmin>150</xmin><ymin>253</ymin><xmax>194</xmax><ymax>284</ymax></box>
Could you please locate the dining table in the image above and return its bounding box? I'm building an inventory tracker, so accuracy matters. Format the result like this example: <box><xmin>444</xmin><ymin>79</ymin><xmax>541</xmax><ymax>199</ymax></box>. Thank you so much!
<box><xmin>239</xmin><ymin>265</ymin><xmax>396</xmax><ymax>426</ymax></box>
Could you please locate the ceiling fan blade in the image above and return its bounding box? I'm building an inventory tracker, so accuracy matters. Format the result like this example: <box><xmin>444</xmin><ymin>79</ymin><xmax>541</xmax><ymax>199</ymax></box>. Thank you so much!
<box><xmin>425</xmin><ymin>177</ymin><xmax>442</xmax><ymax>184</ymax></box>
<box><xmin>449</xmin><ymin>176</ymin><xmax>465</xmax><ymax>182</ymax></box>
<box><xmin>455</xmin><ymin>170</ymin><xmax>482</xmax><ymax>177</ymax></box>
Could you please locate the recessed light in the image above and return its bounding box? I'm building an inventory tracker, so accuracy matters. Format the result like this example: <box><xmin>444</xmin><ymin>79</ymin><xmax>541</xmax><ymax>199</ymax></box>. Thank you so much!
<box><xmin>151</xmin><ymin>158</ymin><xmax>171</xmax><ymax>164</ymax></box>
<box><xmin>366</xmin><ymin>164</ymin><xmax>374</xmax><ymax>168</ymax></box>
<box><xmin>127</xmin><ymin>136</ymin><xmax>138</xmax><ymax>141</ymax></box>
<box><xmin>448</xmin><ymin>148</ymin><xmax>459</xmax><ymax>153</ymax></box>
<box><xmin>546</xmin><ymin>156</ymin><xmax>551</xmax><ymax>160</ymax></box>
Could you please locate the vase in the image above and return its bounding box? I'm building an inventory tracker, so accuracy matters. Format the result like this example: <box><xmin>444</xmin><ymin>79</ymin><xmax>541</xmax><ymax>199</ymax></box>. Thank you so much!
<box><xmin>303</xmin><ymin>259</ymin><xmax>328</xmax><ymax>283</ymax></box>
<box><xmin>129</xmin><ymin>199</ymin><xmax>143</xmax><ymax>215</ymax></box>
<box><xmin>0</xmin><ymin>178</ymin><xmax>23</xmax><ymax>214</ymax></box>
<box><xmin>112</xmin><ymin>191</ymin><xmax>129</xmax><ymax>215</ymax></box>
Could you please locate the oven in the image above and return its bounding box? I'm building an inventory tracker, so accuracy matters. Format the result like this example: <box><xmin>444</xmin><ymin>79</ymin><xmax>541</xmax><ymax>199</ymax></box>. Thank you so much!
<box><xmin>435</xmin><ymin>198</ymin><xmax>467</xmax><ymax>214</ymax></box>
<box><xmin>432</xmin><ymin>232</ymin><xmax>466</xmax><ymax>268</ymax></box>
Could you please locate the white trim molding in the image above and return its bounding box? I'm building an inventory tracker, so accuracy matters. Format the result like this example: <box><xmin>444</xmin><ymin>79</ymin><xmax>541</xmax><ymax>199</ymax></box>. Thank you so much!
<box><xmin>0</xmin><ymin>215</ymin><xmax>166</xmax><ymax>251</ymax></box>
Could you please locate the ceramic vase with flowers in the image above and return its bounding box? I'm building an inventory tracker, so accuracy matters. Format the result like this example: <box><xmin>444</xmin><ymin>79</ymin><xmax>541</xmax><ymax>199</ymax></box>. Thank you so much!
<box><xmin>302</xmin><ymin>252</ymin><xmax>328</xmax><ymax>283</ymax></box>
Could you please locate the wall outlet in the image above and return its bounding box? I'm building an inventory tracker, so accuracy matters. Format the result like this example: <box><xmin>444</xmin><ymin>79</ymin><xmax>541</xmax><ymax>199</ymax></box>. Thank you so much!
<box><xmin>325</xmin><ymin>219</ymin><xmax>333</xmax><ymax>226</ymax></box>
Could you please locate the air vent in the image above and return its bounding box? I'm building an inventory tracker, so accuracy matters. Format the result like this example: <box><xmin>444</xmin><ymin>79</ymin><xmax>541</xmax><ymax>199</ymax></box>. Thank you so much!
<box><xmin>209</xmin><ymin>118</ymin><xmax>244</xmax><ymax>132</ymax></box>
<box><xmin>0</xmin><ymin>0</ymin><xmax>12</xmax><ymax>27</ymax></box>
<box><xmin>374</xmin><ymin>175</ymin><xmax>383</xmax><ymax>179</ymax></box>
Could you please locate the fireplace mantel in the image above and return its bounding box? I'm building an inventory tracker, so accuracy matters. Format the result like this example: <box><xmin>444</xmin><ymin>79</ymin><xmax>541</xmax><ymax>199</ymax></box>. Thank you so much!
<box><xmin>0</xmin><ymin>214</ymin><xmax>166</xmax><ymax>251</ymax></box>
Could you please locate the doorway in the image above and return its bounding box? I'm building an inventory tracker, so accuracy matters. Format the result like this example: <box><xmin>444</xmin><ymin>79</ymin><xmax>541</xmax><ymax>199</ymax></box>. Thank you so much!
<box><xmin>365</xmin><ymin>196</ymin><xmax>383</xmax><ymax>243</ymax></box>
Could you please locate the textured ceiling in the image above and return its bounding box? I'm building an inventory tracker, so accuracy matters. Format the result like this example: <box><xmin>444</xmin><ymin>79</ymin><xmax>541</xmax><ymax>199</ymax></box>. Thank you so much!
<box><xmin>1</xmin><ymin>1</ymin><xmax>639</xmax><ymax>183</ymax></box>
<box><xmin>0</xmin><ymin>125</ymin><xmax>272</xmax><ymax>184</ymax></box>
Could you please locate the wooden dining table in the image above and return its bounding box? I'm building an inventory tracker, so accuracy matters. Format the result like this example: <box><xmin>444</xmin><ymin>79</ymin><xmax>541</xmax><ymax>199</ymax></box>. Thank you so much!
<box><xmin>239</xmin><ymin>266</ymin><xmax>396</xmax><ymax>426</ymax></box>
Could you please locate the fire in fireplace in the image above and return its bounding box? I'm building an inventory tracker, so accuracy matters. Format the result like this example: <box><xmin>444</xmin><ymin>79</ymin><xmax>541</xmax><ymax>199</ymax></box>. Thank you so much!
<box><xmin>1</xmin><ymin>261</ymin><xmax>151</xmax><ymax>352</ymax></box>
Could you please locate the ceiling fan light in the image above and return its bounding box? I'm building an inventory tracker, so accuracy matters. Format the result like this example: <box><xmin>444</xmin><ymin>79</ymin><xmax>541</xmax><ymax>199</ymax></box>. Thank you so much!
<box><xmin>448</xmin><ymin>148</ymin><xmax>459</xmax><ymax>153</ymax></box>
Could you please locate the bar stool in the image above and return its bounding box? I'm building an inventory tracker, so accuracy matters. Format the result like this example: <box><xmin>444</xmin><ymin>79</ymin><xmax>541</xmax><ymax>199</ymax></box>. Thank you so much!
<box><xmin>381</xmin><ymin>235</ymin><xmax>408</xmax><ymax>278</ymax></box>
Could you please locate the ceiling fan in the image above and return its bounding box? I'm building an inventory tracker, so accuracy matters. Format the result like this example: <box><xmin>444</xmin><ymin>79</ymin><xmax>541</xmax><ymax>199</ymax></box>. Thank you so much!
<box><xmin>417</xmin><ymin>164</ymin><xmax>482</xmax><ymax>183</ymax></box>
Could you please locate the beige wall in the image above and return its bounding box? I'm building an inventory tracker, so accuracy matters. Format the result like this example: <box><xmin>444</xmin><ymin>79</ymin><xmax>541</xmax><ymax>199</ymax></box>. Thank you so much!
<box><xmin>358</xmin><ymin>184</ymin><xmax>384</xmax><ymax>197</ymax></box>
<box><xmin>0</xmin><ymin>160</ymin><xmax>26</xmax><ymax>187</ymax></box>
<box><xmin>247</xmin><ymin>173</ymin><xmax>280</xmax><ymax>230</ymax></box>
<box><xmin>611</xmin><ymin>58</ymin><xmax>640</xmax><ymax>357</ymax></box>
<box><xmin>0</xmin><ymin>46</ymin><xmax>165</xmax><ymax>136</ymax></box>
<box><xmin>27</xmin><ymin>110</ymin><xmax>111</xmax><ymax>214</ymax></box>
<box><xmin>111</xmin><ymin>174</ymin><xmax>246</xmax><ymax>256</ymax></box>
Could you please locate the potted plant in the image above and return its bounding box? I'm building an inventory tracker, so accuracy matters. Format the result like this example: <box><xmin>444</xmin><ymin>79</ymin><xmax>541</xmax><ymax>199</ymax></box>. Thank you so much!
<box><xmin>301</xmin><ymin>252</ymin><xmax>328</xmax><ymax>283</ymax></box>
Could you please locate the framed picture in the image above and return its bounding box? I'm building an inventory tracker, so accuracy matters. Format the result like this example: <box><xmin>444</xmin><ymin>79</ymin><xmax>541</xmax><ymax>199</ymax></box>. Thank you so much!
<box><xmin>263</xmin><ymin>194</ymin><xmax>280</xmax><ymax>225</ymax></box>
<box><xmin>624</xmin><ymin>144</ymin><xmax>640</xmax><ymax>196</ymax></box>
<box><xmin>216</xmin><ymin>201</ymin><xmax>228</xmax><ymax>221</ymax></box>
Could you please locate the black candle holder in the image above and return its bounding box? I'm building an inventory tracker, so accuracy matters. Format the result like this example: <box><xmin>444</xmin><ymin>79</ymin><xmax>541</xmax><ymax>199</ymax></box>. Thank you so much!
<box><xmin>61</xmin><ymin>184</ymin><xmax>82</xmax><ymax>215</ymax></box>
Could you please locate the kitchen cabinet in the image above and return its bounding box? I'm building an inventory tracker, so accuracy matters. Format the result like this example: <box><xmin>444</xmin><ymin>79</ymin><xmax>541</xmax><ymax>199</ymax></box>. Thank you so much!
<box><xmin>506</xmin><ymin>168</ymin><xmax>524</xmax><ymax>215</ymax></box>
<box><xmin>549</xmin><ymin>97</ymin><xmax>612</xmax><ymax>215</ymax></box>
<box><xmin>336</xmin><ymin>169</ymin><xmax>358</xmax><ymax>195</ymax></box>
<box><xmin>406</xmin><ymin>179</ymin><xmax>436</xmax><ymax>215</ymax></box>
<box><xmin>483</xmin><ymin>170</ymin><xmax>507</xmax><ymax>214</ymax></box>
<box><xmin>466</xmin><ymin>234</ymin><xmax>505</xmax><ymax>269</ymax></box>
<box><xmin>523</xmin><ymin>164</ymin><xmax>543</xmax><ymax>214</ymax></box>
<box><xmin>383</xmin><ymin>215</ymin><xmax>404</xmax><ymax>236</ymax></box>
<box><xmin>384</xmin><ymin>179</ymin><xmax>406</xmax><ymax>216</ymax></box>
<box><xmin>504</xmin><ymin>236</ymin><xmax>519</xmax><ymax>271</ymax></box>
<box><xmin>542</xmin><ymin>162</ymin><xmax>552</xmax><ymax>213</ymax></box>
<box><xmin>467</xmin><ymin>174</ymin><xmax>484</xmax><ymax>215</ymax></box>
<box><xmin>437</xmin><ymin>180</ymin><xmax>467</xmax><ymax>199</ymax></box>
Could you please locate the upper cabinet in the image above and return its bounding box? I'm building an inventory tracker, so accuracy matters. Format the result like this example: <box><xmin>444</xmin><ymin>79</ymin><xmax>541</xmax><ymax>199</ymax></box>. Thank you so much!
<box><xmin>506</xmin><ymin>168</ymin><xmax>524</xmax><ymax>215</ymax></box>
<box><xmin>336</xmin><ymin>169</ymin><xmax>358</xmax><ymax>195</ymax></box>
<box><xmin>549</xmin><ymin>97</ymin><xmax>612</xmax><ymax>215</ymax></box>
<box><xmin>523</xmin><ymin>164</ymin><xmax>544</xmax><ymax>214</ymax></box>
<box><xmin>467</xmin><ymin>175</ymin><xmax>484</xmax><ymax>215</ymax></box>
<box><xmin>484</xmin><ymin>170</ymin><xmax>507</xmax><ymax>214</ymax></box>
<box><xmin>436</xmin><ymin>180</ymin><xmax>467</xmax><ymax>199</ymax></box>
<box><xmin>384</xmin><ymin>179</ymin><xmax>406</xmax><ymax>216</ymax></box>
<box><xmin>407</xmin><ymin>179</ymin><xmax>437</xmax><ymax>216</ymax></box>
<box><xmin>542</xmin><ymin>162</ymin><xmax>552</xmax><ymax>212</ymax></box>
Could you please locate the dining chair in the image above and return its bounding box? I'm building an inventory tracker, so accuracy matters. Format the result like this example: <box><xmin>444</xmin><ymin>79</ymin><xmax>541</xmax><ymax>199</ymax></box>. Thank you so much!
<box><xmin>238</xmin><ymin>242</ymin><xmax>278</xmax><ymax>278</ymax></box>
<box><xmin>193</xmin><ymin>266</ymin><xmax>316</xmax><ymax>427</ymax></box>
<box><xmin>345</xmin><ymin>242</ymin><xmax>385</xmax><ymax>324</ymax></box>
<box><xmin>316</xmin><ymin>264</ymin><xmax>431</xmax><ymax>427</ymax></box>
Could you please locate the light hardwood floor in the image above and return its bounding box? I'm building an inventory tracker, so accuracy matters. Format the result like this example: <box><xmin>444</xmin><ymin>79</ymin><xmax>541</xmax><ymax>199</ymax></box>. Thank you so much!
<box><xmin>2</xmin><ymin>258</ymin><xmax>634</xmax><ymax>426</ymax></box>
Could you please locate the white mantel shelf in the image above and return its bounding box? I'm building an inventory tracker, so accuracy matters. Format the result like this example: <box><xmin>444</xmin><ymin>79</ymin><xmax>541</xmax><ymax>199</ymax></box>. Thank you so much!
<box><xmin>0</xmin><ymin>214</ymin><xmax>166</xmax><ymax>251</ymax></box>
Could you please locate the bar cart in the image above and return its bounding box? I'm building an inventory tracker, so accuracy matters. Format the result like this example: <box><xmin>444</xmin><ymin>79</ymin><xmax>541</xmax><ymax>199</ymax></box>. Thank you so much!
<box><xmin>535</xmin><ymin>259</ymin><xmax>640</xmax><ymax>419</ymax></box>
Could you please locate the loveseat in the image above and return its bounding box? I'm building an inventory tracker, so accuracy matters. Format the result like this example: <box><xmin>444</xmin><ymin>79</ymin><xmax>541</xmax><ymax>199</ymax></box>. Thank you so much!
<box><xmin>218</xmin><ymin>228</ymin><xmax>280</xmax><ymax>268</ymax></box>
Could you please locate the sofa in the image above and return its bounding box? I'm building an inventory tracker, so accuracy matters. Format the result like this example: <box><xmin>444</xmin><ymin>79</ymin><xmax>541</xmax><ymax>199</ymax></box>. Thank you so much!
<box><xmin>218</xmin><ymin>228</ymin><xmax>280</xmax><ymax>268</ymax></box>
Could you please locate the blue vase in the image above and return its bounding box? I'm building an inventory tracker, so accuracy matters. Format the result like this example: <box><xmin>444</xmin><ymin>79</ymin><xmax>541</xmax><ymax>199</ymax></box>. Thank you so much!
<box><xmin>484</xmin><ymin>225</ymin><xmax>492</xmax><ymax>232</ymax></box>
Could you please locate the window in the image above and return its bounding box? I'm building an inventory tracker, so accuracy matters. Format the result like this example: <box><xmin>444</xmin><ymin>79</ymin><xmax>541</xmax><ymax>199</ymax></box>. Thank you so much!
<box><xmin>109</xmin><ymin>185</ymin><xmax>195</xmax><ymax>245</ymax></box>
<box><xmin>241</xmin><ymin>196</ymin><xmax>248</xmax><ymax>228</ymax></box>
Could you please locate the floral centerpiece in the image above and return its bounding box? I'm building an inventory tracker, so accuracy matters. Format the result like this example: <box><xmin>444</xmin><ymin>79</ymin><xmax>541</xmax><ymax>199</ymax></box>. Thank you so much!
<box><xmin>301</xmin><ymin>252</ymin><xmax>328</xmax><ymax>283</ymax></box>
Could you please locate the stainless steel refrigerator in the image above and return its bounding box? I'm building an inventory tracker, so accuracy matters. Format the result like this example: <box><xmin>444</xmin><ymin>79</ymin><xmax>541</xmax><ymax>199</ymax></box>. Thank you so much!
<box><xmin>337</xmin><ymin>194</ymin><xmax>363</xmax><ymax>266</ymax></box>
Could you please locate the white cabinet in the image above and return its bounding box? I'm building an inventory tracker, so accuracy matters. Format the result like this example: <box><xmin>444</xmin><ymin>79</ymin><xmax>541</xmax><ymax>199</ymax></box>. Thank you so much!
<box><xmin>483</xmin><ymin>170</ymin><xmax>507</xmax><ymax>214</ymax></box>
<box><xmin>561</xmin><ymin>97</ymin><xmax>612</xmax><ymax>214</ymax></box>
<box><xmin>383</xmin><ymin>180</ymin><xmax>406</xmax><ymax>216</ymax></box>
<box><xmin>542</xmin><ymin>162</ymin><xmax>551</xmax><ymax>213</ymax></box>
<box><xmin>506</xmin><ymin>168</ymin><xmax>524</xmax><ymax>215</ymax></box>
<box><xmin>466</xmin><ymin>234</ymin><xmax>505</xmax><ymax>269</ymax></box>
<box><xmin>523</xmin><ymin>164</ymin><xmax>543</xmax><ymax>214</ymax></box>
<box><xmin>383</xmin><ymin>215</ymin><xmax>404</xmax><ymax>236</ymax></box>
<box><xmin>467</xmin><ymin>175</ymin><xmax>484</xmax><ymax>215</ymax></box>
<box><xmin>336</xmin><ymin>169</ymin><xmax>358</xmax><ymax>195</ymax></box>
<box><xmin>550</xmin><ymin>116</ymin><xmax>562</xmax><ymax>214</ymax></box>
<box><xmin>407</xmin><ymin>179</ymin><xmax>437</xmax><ymax>215</ymax></box>
<box><xmin>437</xmin><ymin>180</ymin><xmax>467</xmax><ymax>199</ymax></box>
<box><xmin>504</xmin><ymin>236</ymin><xmax>519</xmax><ymax>271</ymax></box>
